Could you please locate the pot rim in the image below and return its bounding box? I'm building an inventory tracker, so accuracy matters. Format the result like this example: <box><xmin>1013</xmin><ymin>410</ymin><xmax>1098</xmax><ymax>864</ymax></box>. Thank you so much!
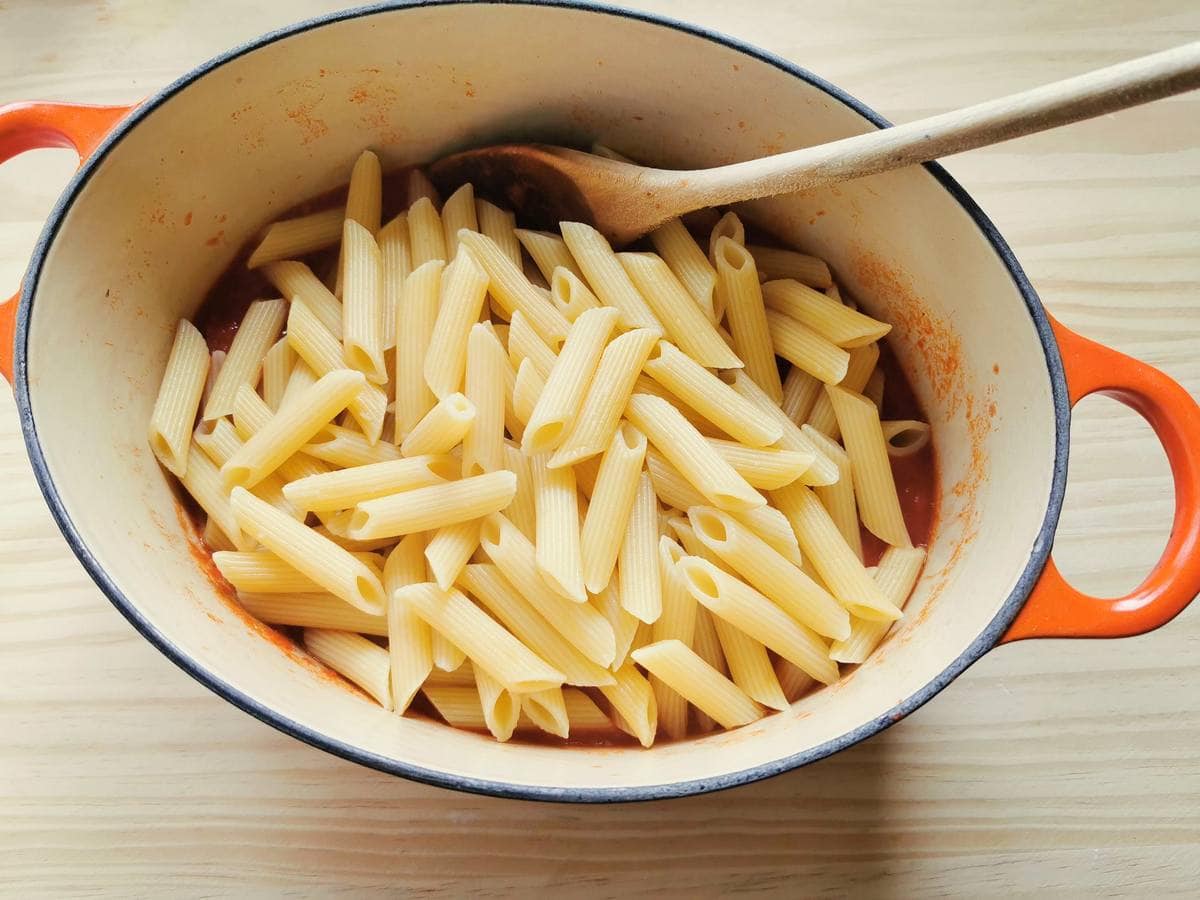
<box><xmin>13</xmin><ymin>0</ymin><xmax>1070</xmax><ymax>803</ymax></box>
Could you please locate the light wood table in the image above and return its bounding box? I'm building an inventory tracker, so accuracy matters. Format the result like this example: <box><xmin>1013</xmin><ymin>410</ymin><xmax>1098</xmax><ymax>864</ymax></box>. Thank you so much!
<box><xmin>2</xmin><ymin>2</ymin><xmax>1198</xmax><ymax>896</ymax></box>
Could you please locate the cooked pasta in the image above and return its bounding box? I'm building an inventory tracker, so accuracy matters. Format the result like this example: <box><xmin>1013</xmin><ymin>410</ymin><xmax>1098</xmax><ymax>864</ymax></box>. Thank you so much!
<box><xmin>762</xmin><ymin>278</ymin><xmax>890</xmax><ymax>348</ymax></box>
<box><xmin>516</xmin><ymin>228</ymin><xmax>583</xmax><ymax>282</ymax></box>
<box><xmin>705</xmin><ymin>438</ymin><xmax>814</xmax><ymax>490</ymax></box>
<box><xmin>399</xmin><ymin>393</ymin><xmax>475</xmax><ymax>457</ymax></box>
<box><xmin>148</xmin><ymin>320</ymin><xmax>210</xmax><ymax>476</ymax></box>
<box><xmin>407</xmin><ymin>196</ymin><xmax>446</xmax><ymax>267</ymax></box>
<box><xmin>881</xmin><ymin>419</ymin><xmax>932</xmax><ymax>457</ymax></box>
<box><xmin>549</xmin><ymin>267</ymin><xmax>602</xmax><ymax>322</ymax></box>
<box><xmin>830</xmin><ymin>546</ymin><xmax>927</xmax><ymax>664</ymax></box>
<box><xmin>303</xmin><ymin>628</ymin><xmax>392</xmax><ymax>709</ymax></box>
<box><xmin>440</xmin><ymin>183</ymin><xmax>478</xmax><ymax>258</ymax></box>
<box><xmin>648</xmin><ymin>217</ymin><xmax>718</xmax><ymax>323</ymax></box>
<box><xmin>202</xmin><ymin>298</ymin><xmax>286</xmax><ymax>420</ymax></box>
<box><xmin>247</xmin><ymin>207</ymin><xmax>344</xmax><ymax>269</ymax></box>
<box><xmin>424</xmin><ymin>249</ymin><xmax>490</xmax><ymax>399</ymax></box>
<box><xmin>780</xmin><ymin>366</ymin><xmax>823</xmax><ymax>425</ymax></box>
<box><xmin>461</xmin><ymin>324</ymin><xmax>506</xmax><ymax>475</ymax></box>
<box><xmin>714</xmin><ymin>237</ymin><xmax>782</xmax><ymax>402</ymax></box>
<box><xmin>378</xmin><ymin>213</ymin><xmax>411</xmax><ymax>351</ymax></box>
<box><xmin>530</xmin><ymin>452</ymin><xmax>586</xmax><ymax>602</ymax></box>
<box><xmin>347</xmin><ymin>470</ymin><xmax>517</xmax><ymax>539</ymax></box>
<box><xmin>632</xmin><ymin>641</ymin><xmax>762</xmax><ymax>729</ymax></box>
<box><xmin>580</xmin><ymin>423</ymin><xmax>646</xmax><ymax>594</ymax></box>
<box><xmin>476</xmin><ymin>198</ymin><xmax>522</xmax><ymax>267</ymax></box>
<box><xmin>457</xmin><ymin>230</ymin><xmax>570</xmax><ymax>344</ymax></box>
<box><xmin>341</xmin><ymin>219</ymin><xmax>387</xmax><ymax>383</ymax></box>
<box><xmin>394</xmin><ymin>259</ymin><xmax>444</xmax><ymax>438</ymax></box>
<box><xmin>764</xmin><ymin>308</ymin><xmax>850</xmax><ymax>385</ymax></box>
<box><xmin>746</xmin><ymin>245</ymin><xmax>832</xmax><ymax>289</ymax></box>
<box><xmin>559</xmin><ymin>221</ymin><xmax>660</xmax><ymax>330</ymax></box>
<box><xmin>805</xmin><ymin>342</ymin><xmax>880</xmax><ymax>437</ymax></box>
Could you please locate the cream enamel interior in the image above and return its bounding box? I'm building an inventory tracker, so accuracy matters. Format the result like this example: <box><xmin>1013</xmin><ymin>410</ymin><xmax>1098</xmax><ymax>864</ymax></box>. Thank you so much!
<box><xmin>22</xmin><ymin>3</ymin><xmax>1057</xmax><ymax>794</ymax></box>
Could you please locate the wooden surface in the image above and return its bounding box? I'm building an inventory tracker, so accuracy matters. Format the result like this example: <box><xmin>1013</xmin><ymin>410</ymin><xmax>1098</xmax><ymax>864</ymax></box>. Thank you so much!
<box><xmin>1</xmin><ymin>1</ymin><xmax>1198</xmax><ymax>896</ymax></box>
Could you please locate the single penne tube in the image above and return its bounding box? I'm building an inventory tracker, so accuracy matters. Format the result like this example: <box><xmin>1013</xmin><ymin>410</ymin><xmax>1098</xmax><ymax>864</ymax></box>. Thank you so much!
<box><xmin>214</xmin><ymin>549</ymin><xmax>376</xmax><ymax>594</ymax></box>
<box><xmin>432</xmin><ymin>630</ymin><xmax>467</xmax><ymax>674</ymax></box>
<box><xmin>459</xmin><ymin>564</ymin><xmax>615</xmax><ymax>687</ymax></box>
<box><xmin>529</xmin><ymin>453</ymin><xmax>586</xmax><ymax>602</ymax></box>
<box><xmin>279</xmin><ymin>358</ymin><xmax>318</xmax><ymax>411</ymax></box>
<box><xmin>462</xmin><ymin>324</ymin><xmax>506</xmax><ymax>475</ymax></box>
<box><xmin>347</xmin><ymin>471</ymin><xmax>516</xmax><ymax>539</ymax></box>
<box><xmin>479</xmin><ymin>514</ymin><xmax>616</xmax><ymax>667</ymax></box>
<box><xmin>713</xmin><ymin>237</ymin><xmax>782</xmax><ymax>402</ymax></box>
<box><xmin>222</xmin><ymin>369</ymin><xmax>366</xmax><ymax>489</ymax></box>
<box><xmin>721</xmin><ymin>370</ymin><xmax>839</xmax><ymax>486</ymax></box>
<box><xmin>806</xmin><ymin>342</ymin><xmax>880</xmax><ymax>437</ymax></box>
<box><xmin>424</xmin><ymin>249</ymin><xmax>490</xmax><ymax>399</ymax></box>
<box><xmin>762</xmin><ymin>279</ymin><xmax>890</xmax><ymax>348</ymax></box>
<box><xmin>618</xmin><ymin>252</ymin><xmax>741</xmax><ymax>369</ymax></box>
<box><xmin>746</xmin><ymin>245</ymin><xmax>832</xmax><ymax>289</ymax></box>
<box><xmin>706</xmin><ymin>438</ymin><xmax>815</xmax><ymax>490</ymax></box>
<box><xmin>407</xmin><ymin>168</ymin><xmax>440</xmax><ymax>207</ymax></box>
<box><xmin>559</xmin><ymin>221</ymin><xmax>661</xmax><ymax>330</ymax></box>
<box><xmin>708</xmin><ymin>211</ymin><xmax>745</xmax><ymax>263</ymax></box>
<box><xmin>238</xmin><ymin>591</ymin><xmax>388</xmax><ymax>635</ymax></box>
<box><xmin>440</xmin><ymin>183</ymin><xmax>477</xmax><ymax>258</ymax></box>
<box><xmin>632</xmin><ymin>374</ymin><xmax>724</xmax><ymax>438</ymax></box>
<box><xmin>599</xmin><ymin>663</ymin><xmax>657</xmax><ymax>748</ymax></box>
<box><xmin>626</xmin><ymin>393</ymin><xmax>764</xmax><ymax>512</ymax></box>
<box><xmin>511</xmin><ymin>358</ymin><xmax>546</xmax><ymax>426</ymax></box>
<box><xmin>649</xmin><ymin>537</ymin><xmax>699</xmax><ymax>738</ymax></box>
<box><xmin>247</xmin><ymin>207</ymin><xmax>344</xmax><ymax>269</ymax></box>
<box><xmin>394</xmin><ymin>259</ymin><xmax>444</xmax><ymax>438</ymax></box>
<box><xmin>493</xmin><ymin>336</ymin><xmax>525</xmax><ymax>441</ymax></box>
<box><xmin>422</xmin><ymin>685</ymin><xmax>488</xmax><ymax>730</ymax></box>
<box><xmin>863</xmin><ymin>367</ymin><xmax>886</xmax><ymax>410</ymax></box>
<box><xmin>580</xmin><ymin>423</ymin><xmax>647</xmax><ymax>594</ymax></box>
<box><xmin>229</xmin><ymin>386</ymin><xmax>330</xmax><ymax>483</ymax></box>
<box><xmin>231</xmin><ymin>488</ymin><xmax>386</xmax><ymax>614</ymax></box>
<box><xmin>522</xmin><ymin>306</ymin><xmax>619</xmax><ymax>454</ymax></box>
<box><xmin>407</xmin><ymin>196</ymin><xmax>447</xmax><ymax>267</ymax></box>
<box><xmin>501</xmin><ymin>442</ymin><xmax>537</xmax><ymax>540</ymax></box>
<box><xmin>148</xmin><ymin>319</ymin><xmax>209</xmax><ymax>477</ymax></box>
<box><xmin>617</xmin><ymin>472</ymin><xmax>662</xmax><ymax>624</ymax></box>
<box><xmin>260</xmin><ymin>337</ymin><xmax>295</xmax><ymax>412</ymax></box>
<box><xmin>881</xmin><ymin>419</ymin><xmax>932</xmax><ymax>458</ymax></box>
<box><xmin>193</xmin><ymin>419</ymin><xmax>297</xmax><ymax>518</ymax></box>
<box><xmin>379</xmin><ymin>214</ymin><xmax>411</xmax><ymax>351</ymax></box>
<box><xmin>262</xmin><ymin>260</ymin><xmax>343</xmax><ymax>338</ymax></box>
<box><xmin>649</xmin><ymin>218</ymin><xmax>718</xmax><ymax>323</ymax></box>
<box><xmin>202</xmin><ymin>299</ymin><xmax>287</xmax><ymax>420</ymax></box>
<box><xmin>687</xmin><ymin>506</ymin><xmax>850</xmax><ymax>641</ymax></box>
<box><xmin>561</xmin><ymin>687</ymin><xmax>614</xmax><ymax>732</ymax></box>
<box><xmin>711</xmin><ymin>616</ymin><xmax>789</xmax><ymax>711</ymax></box>
<box><xmin>475</xmin><ymin>198</ymin><xmax>522</xmax><ymax>266</ymax></box>
<box><xmin>776</xmin><ymin>657</ymin><xmax>815</xmax><ymax>702</ymax></box>
<box><xmin>549</xmin><ymin>267</ymin><xmax>602</xmax><ymax>322</ymax></box>
<box><xmin>344</xmin><ymin>149</ymin><xmax>382</xmax><ymax>233</ymax></box>
<box><xmin>591</xmin><ymin>580</ymin><xmax>640</xmax><ymax>670</ymax></box>
<box><xmin>457</xmin><ymin>230</ymin><xmax>570</xmax><ymax>344</ymax></box>
<box><xmin>385</xmin><ymin>533</ymin><xmax>433</xmax><ymax>712</ymax></box>
<box><xmin>765</xmin><ymin>308</ymin><xmax>850</xmax><ymax>385</ymax></box>
<box><xmin>519</xmin><ymin>687</ymin><xmax>570</xmax><ymax>739</ymax></box>
<box><xmin>803</xmin><ymin>425</ymin><xmax>862</xmax><ymax>559</ymax></box>
<box><xmin>826</xmin><ymin>385</ymin><xmax>911</xmax><ymax>548</ymax></box>
<box><xmin>302</xmin><ymin>423</ymin><xmax>401</xmax><ymax>468</ymax></box>
<box><xmin>690</xmin><ymin>606</ymin><xmax>727</xmax><ymax>734</ymax></box>
<box><xmin>772</xmin><ymin>482</ymin><xmax>903</xmax><ymax>621</ymax></box>
<box><xmin>201</xmin><ymin>516</ymin><xmax>237</xmax><ymax>552</ymax></box>
<box><xmin>341</xmin><ymin>219</ymin><xmax>387</xmax><ymax>383</ymax></box>
<box><xmin>781</xmin><ymin>366</ymin><xmax>823</xmax><ymax>425</ymax></box>
<box><xmin>548</xmin><ymin>327</ymin><xmax>659</xmax><ymax>468</ymax></box>
<box><xmin>283</xmin><ymin>454</ymin><xmax>455</xmax><ymax>512</ymax></box>
<box><xmin>507</xmin><ymin>309</ymin><xmax>559</xmax><ymax>378</ymax></box>
<box><xmin>633</xmin><ymin>640</ymin><xmax>763</xmax><ymax>730</ymax></box>
<box><xmin>642</xmin><ymin>341</ymin><xmax>781</xmax><ymax>447</ymax></box>
<box><xmin>516</xmin><ymin>228</ymin><xmax>583</xmax><ymax>282</ymax></box>
<box><xmin>474</xmin><ymin>665</ymin><xmax>520</xmax><ymax>741</ymax></box>
<box><xmin>678</xmin><ymin>556</ymin><xmax>840</xmax><ymax>685</ymax></box>
<box><xmin>830</xmin><ymin>546</ymin><xmax>926</xmax><ymax>664</ymax></box>
<box><xmin>285</xmin><ymin>299</ymin><xmax>387</xmax><ymax>443</ymax></box>
<box><xmin>303</xmin><ymin>628</ymin><xmax>392</xmax><ymax>709</ymax></box>
<box><xmin>180</xmin><ymin>445</ymin><xmax>250</xmax><ymax>550</ymax></box>
<box><xmin>400</xmin><ymin>392</ymin><xmax>475</xmax><ymax>457</ymax></box>
<box><xmin>200</xmin><ymin>348</ymin><xmax>225</xmax><ymax>412</ymax></box>
<box><xmin>396</xmin><ymin>583</ymin><xmax>564</xmax><ymax>693</ymax></box>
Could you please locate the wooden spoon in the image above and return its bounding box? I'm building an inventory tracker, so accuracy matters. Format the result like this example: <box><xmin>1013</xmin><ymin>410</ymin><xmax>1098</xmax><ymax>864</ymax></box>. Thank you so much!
<box><xmin>430</xmin><ymin>42</ymin><xmax>1200</xmax><ymax>244</ymax></box>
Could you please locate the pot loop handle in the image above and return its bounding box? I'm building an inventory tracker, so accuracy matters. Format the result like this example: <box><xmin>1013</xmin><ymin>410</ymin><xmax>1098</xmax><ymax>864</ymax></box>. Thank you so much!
<box><xmin>1002</xmin><ymin>315</ymin><xmax>1200</xmax><ymax>641</ymax></box>
<box><xmin>0</xmin><ymin>102</ymin><xmax>135</xmax><ymax>386</ymax></box>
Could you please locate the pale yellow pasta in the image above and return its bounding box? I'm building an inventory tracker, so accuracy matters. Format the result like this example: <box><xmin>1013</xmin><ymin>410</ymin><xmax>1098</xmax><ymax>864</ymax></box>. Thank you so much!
<box><xmin>461</xmin><ymin>324</ymin><xmax>506</xmax><ymax>475</ymax></box>
<box><xmin>765</xmin><ymin>308</ymin><xmax>850</xmax><ymax>385</ymax></box>
<box><xmin>827</xmin><ymin>385</ymin><xmax>911</xmax><ymax>548</ymax></box>
<box><xmin>863</xmin><ymin>367</ymin><xmax>886</xmax><ymax>410</ymax></box>
<box><xmin>708</xmin><ymin>211</ymin><xmax>745</xmax><ymax>265</ymax></box>
<box><xmin>457</xmin><ymin>230</ymin><xmax>570</xmax><ymax>344</ymax></box>
<box><xmin>231</xmin><ymin>488</ymin><xmax>386</xmax><ymax>614</ymax></box>
<box><xmin>406</xmin><ymin>168</ymin><xmax>440</xmax><ymax>207</ymax></box>
<box><xmin>408</xmin><ymin>196</ymin><xmax>446</xmax><ymax>267</ymax></box>
<box><xmin>237</xmin><ymin>592</ymin><xmax>387</xmax><ymax>635</ymax></box>
<box><xmin>344</xmin><ymin>149</ymin><xmax>382</xmax><ymax>233</ymax></box>
<box><xmin>440</xmin><ymin>183</ymin><xmax>478</xmax><ymax>258</ymax></box>
<box><xmin>303</xmin><ymin>628</ymin><xmax>392</xmax><ymax>709</ymax></box>
<box><xmin>806</xmin><ymin>345</ymin><xmax>880</xmax><ymax>438</ymax></box>
<box><xmin>776</xmin><ymin>657</ymin><xmax>814</xmax><ymax>702</ymax></box>
<box><xmin>501</xmin><ymin>443</ymin><xmax>536</xmax><ymax>540</ymax></box>
<box><xmin>473</xmin><ymin>666</ymin><xmax>520</xmax><ymax>741</ymax></box>
<box><xmin>399</xmin><ymin>393</ymin><xmax>475</xmax><ymax>457</ymax></box>
<box><xmin>830</xmin><ymin>546</ymin><xmax>926</xmax><ymax>664</ymax></box>
<box><xmin>520</xmin><ymin>687</ymin><xmax>569</xmax><ymax>738</ymax></box>
<box><xmin>632</xmin><ymin>640</ymin><xmax>762</xmax><ymax>730</ymax></box>
<box><xmin>616</xmin><ymin>472</ymin><xmax>661</xmax><ymax>624</ymax></box>
<box><xmin>598</xmin><ymin>663</ymin><xmax>657</xmax><ymax>748</ymax></box>
<box><xmin>580</xmin><ymin>423</ymin><xmax>646</xmax><ymax>594</ymax></box>
<box><xmin>179</xmin><ymin>445</ymin><xmax>249</xmax><ymax>550</ymax></box>
<box><xmin>247</xmin><ymin>207</ymin><xmax>344</xmax><ymax>269</ymax></box>
<box><xmin>630</xmin><ymin>374</ymin><xmax>724</xmax><ymax>438</ymax></box>
<box><xmin>202</xmin><ymin>299</ymin><xmax>286</xmax><ymax>421</ymax></box>
<box><xmin>279</xmin><ymin>358</ymin><xmax>318</xmax><ymax>412</ymax></box>
<box><xmin>383</xmin><ymin>533</ymin><xmax>433</xmax><ymax>711</ymax></box>
<box><xmin>222</xmin><ymin>369</ymin><xmax>365</xmax><ymax>489</ymax></box>
<box><xmin>686</xmin><ymin>506</ymin><xmax>850</xmax><ymax>641</ymax></box>
<box><xmin>512</xmin><ymin>358</ymin><xmax>546</xmax><ymax>426</ymax></box>
<box><xmin>424</xmin><ymin>249</ymin><xmax>490</xmax><ymax>399</ymax></box>
<box><xmin>193</xmin><ymin>419</ymin><xmax>297</xmax><ymax>519</ymax></box>
<box><xmin>285</xmin><ymin>299</ymin><xmax>387</xmax><ymax>443</ymax></box>
<box><xmin>341</xmin><ymin>219</ymin><xmax>387</xmax><ymax>383</ymax></box>
<box><xmin>548</xmin><ymin>333</ymin><xmax>657</xmax><ymax>470</ymax></box>
<box><xmin>642</xmin><ymin>341</ymin><xmax>780</xmax><ymax>447</ymax></box>
<box><xmin>432</xmin><ymin>632</ymin><xmax>467</xmax><ymax>674</ymax></box>
<box><xmin>803</xmin><ymin>425</ymin><xmax>862</xmax><ymax>560</ymax></box>
<box><xmin>262</xmin><ymin>260</ymin><xmax>343</xmax><ymax>338</ymax></box>
<box><xmin>507</xmin><ymin>309</ymin><xmax>559</xmax><ymax>378</ymax></box>
<box><xmin>881</xmin><ymin>420</ymin><xmax>932</xmax><ymax>458</ymax></box>
<box><xmin>771</xmin><ymin>482</ymin><xmax>903</xmax><ymax>621</ymax></box>
<box><xmin>713</xmin><ymin>237</ymin><xmax>782</xmax><ymax>402</ymax></box>
<box><xmin>516</xmin><ymin>228</ymin><xmax>583</xmax><ymax>282</ymax></box>
<box><xmin>649</xmin><ymin>218</ymin><xmax>718</xmax><ymax>323</ymax></box>
<box><xmin>781</xmin><ymin>366</ymin><xmax>823</xmax><ymax>424</ymax></box>
<box><xmin>396</xmin><ymin>583</ymin><xmax>564</xmax><ymax>693</ymax></box>
<box><xmin>200</xmin><ymin>349</ymin><xmax>225</xmax><ymax>412</ymax></box>
<box><xmin>148</xmin><ymin>320</ymin><xmax>209</xmax><ymax>477</ymax></box>
<box><xmin>303</xmin><ymin>423</ymin><xmax>401</xmax><ymax>467</ymax></box>
<box><xmin>762</xmin><ymin>279</ymin><xmax>890</xmax><ymax>348</ymax></box>
<box><xmin>746</xmin><ymin>245</ymin><xmax>832</xmax><ymax>289</ymax></box>
<box><xmin>591</xmin><ymin>581</ymin><xmax>640</xmax><ymax>670</ymax></box>
<box><xmin>626</xmin><ymin>393</ymin><xmax>763</xmax><ymax>513</ymax></box>
<box><xmin>559</xmin><ymin>221</ymin><xmax>661</xmax><ymax>330</ymax></box>
<box><xmin>706</xmin><ymin>438</ymin><xmax>814</xmax><ymax>490</ymax></box>
<box><xmin>202</xmin><ymin>516</ymin><xmax>237</xmax><ymax>552</ymax></box>
<box><xmin>229</xmin><ymin>385</ymin><xmax>331</xmax><ymax>483</ymax></box>
<box><xmin>213</xmin><ymin>550</ymin><xmax>373</xmax><ymax>593</ymax></box>
<box><xmin>348</xmin><ymin>470</ymin><xmax>516</xmax><ymax>539</ymax></box>
<box><xmin>526</xmin><ymin>453</ymin><xmax>584</xmax><ymax>602</ymax></box>
<box><xmin>679</xmin><ymin>557</ymin><xmax>839</xmax><ymax>685</ymax></box>
<box><xmin>394</xmin><ymin>259</ymin><xmax>444</xmax><ymax>438</ymax></box>
<box><xmin>259</xmin><ymin>337</ymin><xmax>295</xmax><ymax>412</ymax></box>
<box><xmin>283</xmin><ymin>455</ymin><xmax>453</xmax><ymax>514</ymax></box>
<box><xmin>475</xmin><ymin>198</ymin><xmax>522</xmax><ymax>266</ymax></box>
<box><xmin>549</xmin><ymin>267</ymin><xmax>602</xmax><ymax>322</ymax></box>
<box><xmin>561</xmin><ymin>688</ymin><xmax>612</xmax><ymax>732</ymax></box>
<box><xmin>422</xmin><ymin>685</ymin><xmax>488</xmax><ymax>730</ymax></box>
<box><xmin>710</xmin><ymin>616</ymin><xmax>789</xmax><ymax>711</ymax></box>
<box><xmin>649</xmin><ymin>537</ymin><xmax>699</xmax><ymax>738</ymax></box>
<box><xmin>479</xmin><ymin>514</ymin><xmax>616</xmax><ymax>667</ymax></box>
<box><xmin>522</xmin><ymin>306</ymin><xmax>619</xmax><ymax>454</ymax></box>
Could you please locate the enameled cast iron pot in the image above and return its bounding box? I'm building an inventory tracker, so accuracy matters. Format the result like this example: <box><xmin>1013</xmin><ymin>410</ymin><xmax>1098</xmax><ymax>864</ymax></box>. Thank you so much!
<box><xmin>2</xmin><ymin>1</ymin><xmax>1199</xmax><ymax>802</ymax></box>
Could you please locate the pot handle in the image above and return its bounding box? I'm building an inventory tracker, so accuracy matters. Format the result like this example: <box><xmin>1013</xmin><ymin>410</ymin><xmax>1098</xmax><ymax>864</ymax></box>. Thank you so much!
<box><xmin>0</xmin><ymin>101</ymin><xmax>135</xmax><ymax>386</ymax></box>
<box><xmin>1001</xmin><ymin>314</ymin><xmax>1200</xmax><ymax>641</ymax></box>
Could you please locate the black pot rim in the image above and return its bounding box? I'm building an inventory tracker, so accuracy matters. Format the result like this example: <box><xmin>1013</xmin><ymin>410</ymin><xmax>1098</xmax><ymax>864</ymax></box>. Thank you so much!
<box><xmin>13</xmin><ymin>0</ymin><xmax>1069</xmax><ymax>804</ymax></box>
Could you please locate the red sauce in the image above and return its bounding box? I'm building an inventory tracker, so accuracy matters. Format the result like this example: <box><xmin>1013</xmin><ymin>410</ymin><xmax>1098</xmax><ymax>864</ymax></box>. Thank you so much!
<box><xmin>185</xmin><ymin>171</ymin><xmax>940</xmax><ymax>746</ymax></box>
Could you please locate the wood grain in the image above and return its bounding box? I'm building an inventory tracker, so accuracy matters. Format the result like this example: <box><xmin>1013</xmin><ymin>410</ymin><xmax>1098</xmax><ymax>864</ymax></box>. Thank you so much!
<box><xmin>1</xmin><ymin>1</ymin><xmax>1198</xmax><ymax>896</ymax></box>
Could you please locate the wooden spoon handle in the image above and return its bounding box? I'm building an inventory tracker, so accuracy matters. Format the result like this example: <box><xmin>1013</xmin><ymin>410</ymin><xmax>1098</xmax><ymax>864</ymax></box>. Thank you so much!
<box><xmin>680</xmin><ymin>41</ymin><xmax>1200</xmax><ymax>208</ymax></box>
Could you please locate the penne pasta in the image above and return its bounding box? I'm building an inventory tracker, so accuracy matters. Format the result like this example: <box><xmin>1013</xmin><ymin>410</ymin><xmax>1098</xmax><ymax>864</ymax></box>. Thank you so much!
<box><xmin>511</xmin><ymin>358</ymin><xmax>546</xmax><ymax>426</ymax></box>
<box><xmin>830</xmin><ymin>546</ymin><xmax>926</xmax><ymax>664</ymax></box>
<box><xmin>457</xmin><ymin>230</ymin><xmax>570</xmax><ymax>344</ymax></box>
<box><xmin>432</xmin><ymin>633</ymin><xmax>467</xmax><ymax>674</ymax></box>
<box><xmin>421</xmin><ymin>685</ymin><xmax>489</xmax><ymax>730</ymax></box>
<box><xmin>706</xmin><ymin>438</ymin><xmax>814</xmax><ymax>490</ymax></box>
<box><xmin>400</xmin><ymin>392</ymin><xmax>475</xmax><ymax>457</ymax></box>
<box><xmin>709</xmin><ymin>211</ymin><xmax>745</xmax><ymax>264</ymax></box>
<box><xmin>649</xmin><ymin>537</ymin><xmax>699</xmax><ymax>738</ymax></box>
<box><xmin>283</xmin><ymin>454</ymin><xmax>454</xmax><ymax>512</ymax></box>
<box><xmin>881</xmin><ymin>420</ymin><xmax>932</xmax><ymax>458</ymax></box>
<box><xmin>501</xmin><ymin>442</ymin><xmax>537</xmax><ymax>540</ymax></box>
<box><xmin>507</xmin><ymin>309</ymin><xmax>559</xmax><ymax>379</ymax></box>
<box><xmin>592</xmin><ymin>580</ymin><xmax>641</xmax><ymax>671</ymax></box>
<box><xmin>711</xmin><ymin>615</ymin><xmax>789</xmax><ymax>711</ymax></box>
<box><xmin>260</xmin><ymin>337</ymin><xmax>295</xmax><ymax>413</ymax></box>
<box><xmin>475</xmin><ymin>198</ymin><xmax>522</xmax><ymax>267</ymax></box>
<box><xmin>649</xmin><ymin>218</ymin><xmax>718</xmax><ymax>323</ymax></box>
<box><xmin>440</xmin><ymin>183</ymin><xmax>478</xmax><ymax>258</ymax></box>
<box><xmin>863</xmin><ymin>367</ymin><xmax>886</xmax><ymax>410</ymax></box>
<box><xmin>598</xmin><ymin>663</ymin><xmax>657</xmax><ymax>748</ymax></box>
<box><xmin>559</xmin><ymin>221</ymin><xmax>661</xmax><ymax>330</ymax></box>
<box><xmin>406</xmin><ymin>168</ymin><xmax>440</xmax><ymax>207</ymax></box>
<box><xmin>764</xmin><ymin>308</ymin><xmax>849</xmax><ymax>385</ymax></box>
<box><xmin>407</xmin><ymin>196</ymin><xmax>447</xmax><ymax>267</ymax></box>
<box><xmin>148</xmin><ymin>320</ymin><xmax>210</xmax><ymax>476</ymax></box>
<box><xmin>780</xmin><ymin>366</ymin><xmax>823</xmax><ymax>425</ymax></box>
<box><xmin>303</xmin><ymin>423</ymin><xmax>400</xmax><ymax>467</ymax></box>
<box><xmin>516</xmin><ymin>228</ymin><xmax>582</xmax><ymax>282</ymax></box>
<box><xmin>378</xmin><ymin>213</ymin><xmax>411</xmax><ymax>351</ymax></box>
<box><xmin>247</xmin><ymin>207</ymin><xmax>344</xmax><ymax>269</ymax></box>
<box><xmin>762</xmin><ymin>279</ymin><xmax>890</xmax><ymax>348</ymax></box>
<box><xmin>461</xmin><ymin>324</ymin><xmax>506</xmax><ymax>475</ymax></box>
<box><xmin>341</xmin><ymin>219</ymin><xmax>387</xmax><ymax>383</ymax></box>
<box><xmin>806</xmin><ymin>342</ymin><xmax>881</xmax><ymax>437</ymax></box>
<box><xmin>303</xmin><ymin>628</ymin><xmax>392</xmax><ymax>709</ymax></box>
<box><xmin>803</xmin><ymin>425</ymin><xmax>862</xmax><ymax>559</ymax></box>
<box><xmin>714</xmin><ymin>237</ymin><xmax>782</xmax><ymax>402</ymax></box>
<box><xmin>202</xmin><ymin>299</ymin><xmax>287</xmax><ymax>420</ymax></box>
<box><xmin>214</xmin><ymin>550</ymin><xmax>372</xmax><ymax>594</ymax></box>
<box><xmin>424</xmin><ymin>249</ymin><xmax>490</xmax><ymax>399</ymax></box>
<box><xmin>746</xmin><ymin>245</ymin><xmax>832</xmax><ymax>289</ymax></box>
<box><xmin>632</xmin><ymin>641</ymin><xmax>762</xmax><ymax>730</ymax></box>
<box><xmin>262</xmin><ymin>260</ymin><xmax>343</xmax><ymax>338</ymax></box>
<box><xmin>520</xmin><ymin>687</ymin><xmax>570</xmax><ymax>739</ymax></box>
<box><xmin>394</xmin><ymin>259</ymin><xmax>444</xmax><ymax>438</ymax></box>
<box><xmin>549</xmin><ymin>267</ymin><xmax>602</xmax><ymax>322</ymax></box>
<box><xmin>238</xmin><ymin>591</ymin><xmax>387</xmax><ymax>635</ymax></box>
<box><xmin>345</xmin><ymin>149</ymin><xmax>382</xmax><ymax>234</ymax></box>
<box><xmin>562</xmin><ymin>688</ymin><xmax>613</xmax><ymax>732</ymax></box>
<box><xmin>580</xmin><ymin>423</ymin><xmax>647</xmax><ymax>594</ymax></box>
<box><xmin>529</xmin><ymin>453</ymin><xmax>585</xmax><ymax>602</ymax></box>
<box><xmin>347</xmin><ymin>470</ymin><xmax>517</xmax><ymax>539</ymax></box>
<box><xmin>617</xmin><ymin>472</ymin><xmax>662</xmax><ymax>624</ymax></box>
<box><xmin>180</xmin><ymin>445</ymin><xmax>251</xmax><ymax>550</ymax></box>
<box><xmin>474</xmin><ymin>666</ymin><xmax>520</xmax><ymax>741</ymax></box>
